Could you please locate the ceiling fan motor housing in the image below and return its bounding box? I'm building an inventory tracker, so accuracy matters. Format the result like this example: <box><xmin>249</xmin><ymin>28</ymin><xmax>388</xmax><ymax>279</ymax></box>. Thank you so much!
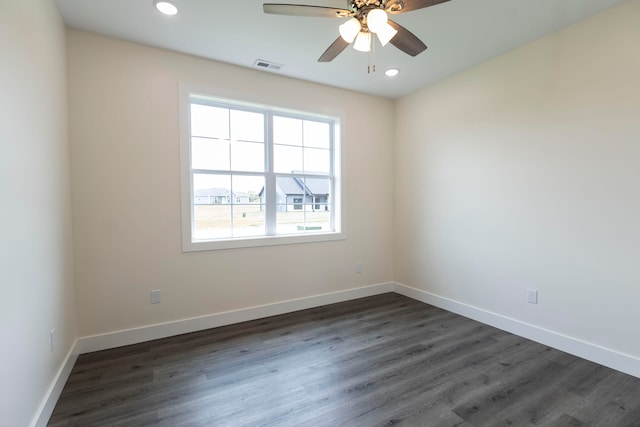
<box><xmin>347</xmin><ymin>0</ymin><xmax>404</xmax><ymax>15</ymax></box>
<box><xmin>350</xmin><ymin>0</ymin><xmax>382</xmax><ymax>14</ymax></box>
<box><xmin>348</xmin><ymin>0</ymin><xmax>404</xmax><ymax>20</ymax></box>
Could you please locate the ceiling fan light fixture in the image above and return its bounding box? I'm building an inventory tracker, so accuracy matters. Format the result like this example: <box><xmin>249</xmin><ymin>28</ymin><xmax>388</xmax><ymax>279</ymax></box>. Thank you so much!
<box><xmin>353</xmin><ymin>31</ymin><xmax>371</xmax><ymax>52</ymax></box>
<box><xmin>339</xmin><ymin>17</ymin><xmax>361</xmax><ymax>43</ymax></box>
<box><xmin>375</xmin><ymin>23</ymin><xmax>398</xmax><ymax>46</ymax></box>
<box><xmin>366</xmin><ymin>9</ymin><xmax>388</xmax><ymax>34</ymax></box>
<box><xmin>154</xmin><ymin>0</ymin><xmax>178</xmax><ymax>15</ymax></box>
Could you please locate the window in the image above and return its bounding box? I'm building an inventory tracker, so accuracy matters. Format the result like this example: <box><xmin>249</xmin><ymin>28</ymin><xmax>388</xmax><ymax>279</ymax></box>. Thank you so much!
<box><xmin>180</xmin><ymin>91</ymin><xmax>343</xmax><ymax>251</ymax></box>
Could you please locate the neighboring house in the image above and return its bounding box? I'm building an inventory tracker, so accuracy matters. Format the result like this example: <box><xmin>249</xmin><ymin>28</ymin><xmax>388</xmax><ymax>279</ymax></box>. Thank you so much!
<box><xmin>258</xmin><ymin>177</ymin><xmax>330</xmax><ymax>212</ymax></box>
<box><xmin>234</xmin><ymin>193</ymin><xmax>251</xmax><ymax>204</ymax></box>
<box><xmin>195</xmin><ymin>188</ymin><xmax>251</xmax><ymax>204</ymax></box>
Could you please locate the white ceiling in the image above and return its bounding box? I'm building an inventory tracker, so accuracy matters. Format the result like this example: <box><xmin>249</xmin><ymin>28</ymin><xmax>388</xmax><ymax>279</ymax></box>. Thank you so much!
<box><xmin>55</xmin><ymin>0</ymin><xmax>627</xmax><ymax>99</ymax></box>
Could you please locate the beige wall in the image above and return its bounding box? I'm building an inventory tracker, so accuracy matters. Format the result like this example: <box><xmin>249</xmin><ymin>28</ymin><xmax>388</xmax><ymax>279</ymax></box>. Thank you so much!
<box><xmin>0</xmin><ymin>0</ymin><xmax>76</xmax><ymax>425</ymax></box>
<box><xmin>67</xmin><ymin>30</ymin><xmax>395</xmax><ymax>337</ymax></box>
<box><xmin>395</xmin><ymin>0</ymin><xmax>640</xmax><ymax>357</ymax></box>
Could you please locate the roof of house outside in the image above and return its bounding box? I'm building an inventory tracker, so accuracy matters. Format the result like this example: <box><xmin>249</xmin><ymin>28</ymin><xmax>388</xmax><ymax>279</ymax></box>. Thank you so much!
<box><xmin>304</xmin><ymin>178</ymin><xmax>329</xmax><ymax>195</ymax></box>
<box><xmin>258</xmin><ymin>177</ymin><xmax>330</xmax><ymax>197</ymax></box>
<box><xmin>276</xmin><ymin>177</ymin><xmax>329</xmax><ymax>196</ymax></box>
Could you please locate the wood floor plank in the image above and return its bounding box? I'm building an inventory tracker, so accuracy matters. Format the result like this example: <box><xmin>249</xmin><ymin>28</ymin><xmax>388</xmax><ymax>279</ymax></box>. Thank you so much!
<box><xmin>48</xmin><ymin>293</ymin><xmax>640</xmax><ymax>426</ymax></box>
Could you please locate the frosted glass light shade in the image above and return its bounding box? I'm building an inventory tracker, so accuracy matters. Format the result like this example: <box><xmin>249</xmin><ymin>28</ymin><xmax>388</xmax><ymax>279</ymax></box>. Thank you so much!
<box><xmin>367</xmin><ymin>9</ymin><xmax>388</xmax><ymax>34</ymax></box>
<box><xmin>339</xmin><ymin>18</ymin><xmax>361</xmax><ymax>43</ymax></box>
<box><xmin>353</xmin><ymin>31</ymin><xmax>371</xmax><ymax>52</ymax></box>
<box><xmin>376</xmin><ymin>23</ymin><xmax>398</xmax><ymax>46</ymax></box>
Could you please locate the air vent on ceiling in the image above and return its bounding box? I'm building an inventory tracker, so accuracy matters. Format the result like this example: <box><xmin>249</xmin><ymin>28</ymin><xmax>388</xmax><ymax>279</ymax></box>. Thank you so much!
<box><xmin>253</xmin><ymin>59</ymin><xmax>284</xmax><ymax>71</ymax></box>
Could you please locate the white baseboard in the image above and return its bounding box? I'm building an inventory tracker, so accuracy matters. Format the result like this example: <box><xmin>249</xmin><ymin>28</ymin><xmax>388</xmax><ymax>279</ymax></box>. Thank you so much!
<box><xmin>78</xmin><ymin>283</ymin><xmax>394</xmax><ymax>354</ymax></box>
<box><xmin>31</xmin><ymin>339</ymin><xmax>79</xmax><ymax>427</ymax></box>
<box><xmin>393</xmin><ymin>282</ymin><xmax>640</xmax><ymax>379</ymax></box>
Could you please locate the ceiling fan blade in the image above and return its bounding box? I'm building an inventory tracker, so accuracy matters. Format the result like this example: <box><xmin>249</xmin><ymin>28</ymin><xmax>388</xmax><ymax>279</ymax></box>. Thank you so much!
<box><xmin>318</xmin><ymin>37</ymin><xmax>350</xmax><ymax>62</ymax></box>
<box><xmin>263</xmin><ymin>4</ymin><xmax>350</xmax><ymax>18</ymax></box>
<box><xmin>386</xmin><ymin>0</ymin><xmax>450</xmax><ymax>14</ymax></box>
<box><xmin>388</xmin><ymin>20</ymin><xmax>427</xmax><ymax>56</ymax></box>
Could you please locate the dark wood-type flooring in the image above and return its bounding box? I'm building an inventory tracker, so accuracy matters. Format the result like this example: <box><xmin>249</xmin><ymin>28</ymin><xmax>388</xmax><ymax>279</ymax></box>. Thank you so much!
<box><xmin>49</xmin><ymin>293</ymin><xmax>640</xmax><ymax>426</ymax></box>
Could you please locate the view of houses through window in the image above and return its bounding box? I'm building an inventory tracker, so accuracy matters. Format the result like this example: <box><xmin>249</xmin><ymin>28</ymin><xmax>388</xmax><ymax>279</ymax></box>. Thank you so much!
<box><xmin>188</xmin><ymin>96</ymin><xmax>338</xmax><ymax>242</ymax></box>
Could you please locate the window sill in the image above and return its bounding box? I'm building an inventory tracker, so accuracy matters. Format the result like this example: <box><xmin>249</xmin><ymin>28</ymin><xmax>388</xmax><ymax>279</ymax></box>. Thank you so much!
<box><xmin>182</xmin><ymin>231</ymin><xmax>345</xmax><ymax>252</ymax></box>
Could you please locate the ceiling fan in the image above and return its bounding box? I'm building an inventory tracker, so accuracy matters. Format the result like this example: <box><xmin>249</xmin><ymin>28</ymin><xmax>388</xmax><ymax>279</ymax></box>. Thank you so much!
<box><xmin>263</xmin><ymin>0</ymin><xmax>450</xmax><ymax>62</ymax></box>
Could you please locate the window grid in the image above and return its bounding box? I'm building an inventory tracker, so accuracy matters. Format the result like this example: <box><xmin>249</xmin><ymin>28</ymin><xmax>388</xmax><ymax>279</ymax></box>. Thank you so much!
<box><xmin>187</xmin><ymin>97</ymin><xmax>337</xmax><ymax>244</ymax></box>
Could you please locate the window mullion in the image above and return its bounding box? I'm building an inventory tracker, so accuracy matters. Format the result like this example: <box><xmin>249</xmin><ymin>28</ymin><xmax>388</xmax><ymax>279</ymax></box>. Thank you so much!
<box><xmin>227</xmin><ymin>109</ymin><xmax>234</xmax><ymax>237</ymax></box>
<box><xmin>330</xmin><ymin>122</ymin><xmax>336</xmax><ymax>232</ymax></box>
<box><xmin>265</xmin><ymin>112</ymin><xmax>276</xmax><ymax>235</ymax></box>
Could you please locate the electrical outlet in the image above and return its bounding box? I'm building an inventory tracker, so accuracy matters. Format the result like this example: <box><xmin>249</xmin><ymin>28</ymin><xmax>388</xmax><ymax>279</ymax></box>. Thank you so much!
<box><xmin>151</xmin><ymin>289</ymin><xmax>161</xmax><ymax>304</ymax></box>
<box><xmin>50</xmin><ymin>328</ymin><xmax>56</xmax><ymax>353</ymax></box>
<box><xmin>356</xmin><ymin>262</ymin><xmax>363</xmax><ymax>274</ymax></box>
<box><xmin>527</xmin><ymin>288</ymin><xmax>538</xmax><ymax>304</ymax></box>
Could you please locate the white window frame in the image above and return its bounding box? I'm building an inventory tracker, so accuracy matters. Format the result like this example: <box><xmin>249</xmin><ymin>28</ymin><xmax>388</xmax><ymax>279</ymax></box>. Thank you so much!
<box><xmin>179</xmin><ymin>85</ymin><xmax>344</xmax><ymax>252</ymax></box>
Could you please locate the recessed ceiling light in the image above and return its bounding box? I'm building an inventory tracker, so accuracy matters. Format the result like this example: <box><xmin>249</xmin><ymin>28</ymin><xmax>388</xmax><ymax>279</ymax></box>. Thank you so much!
<box><xmin>154</xmin><ymin>0</ymin><xmax>178</xmax><ymax>16</ymax></box>
<box><xmin>385</xmin><ymin>68</ymin><xmax>400</xmax><ymax>77</ymax></box>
